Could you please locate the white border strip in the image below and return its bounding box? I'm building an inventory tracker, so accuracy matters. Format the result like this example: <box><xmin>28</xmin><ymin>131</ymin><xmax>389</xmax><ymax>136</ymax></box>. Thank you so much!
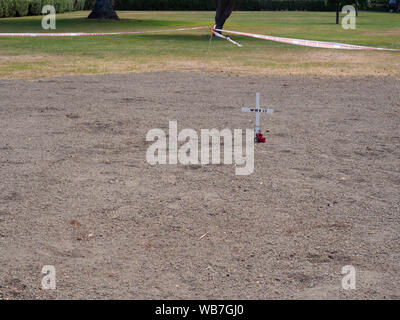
<box><xmin>0</xmin><ymin>26</ymin><xmax>207</xmax><ymax>37</ymax></box>
<box><xmin>213</xmin><ymin>28</ymin><xmax>400</xmax><ymax>52</ymax></box>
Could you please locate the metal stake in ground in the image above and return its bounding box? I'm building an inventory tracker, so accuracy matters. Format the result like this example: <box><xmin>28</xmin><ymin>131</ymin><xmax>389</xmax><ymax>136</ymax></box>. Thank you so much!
<box><xmin>241</xmin><ymin>93</ymin><xmax>274</xmax><ymax>143</ymax></box>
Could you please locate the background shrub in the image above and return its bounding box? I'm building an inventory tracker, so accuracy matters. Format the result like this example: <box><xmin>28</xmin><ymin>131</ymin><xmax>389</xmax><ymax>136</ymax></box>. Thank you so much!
<box><xmin>84</xmin><ymin>0</ymin><xmax>95</xmax><ymax>10</ymax></box>
<box><xmin>65</xmin><ymin>0</ymin><xmax>75</xmax><ymax>12</ymax></box>
<box><xmin>113</xmin><ymin>0</ymin><xmax>368</xmax><ymax>12</ymax></box>
<box><xmin>39</xmin><ymin>0</ymin><xmax>73</xmax><ymax>13</ymax></box>
<box><xmin>53</xmin><ymin>0</ymin><xmax>66</xmax><ymax>13</ymax></box>
<box><xmin>29</xmin><ymin>0</ymin><xmax>42</xmax><ymax>15</ymax></box>
<box><xmin>14</xmin><ymin>0</ymin><xmax>31</xmax><ymax>17</ymax></box>
<box><xmin>74</xmin><ymin>0</ymin><xmax>86</xmax><ymax>10</ymax></box>
<box><xmin>0</xmin><ymin>0</ymin><xmax>377</xmax><ymax>18</ymax></box>
<box><xmin>1</xmin><ymin>0</ymin><xmax>16</xmax><ymax>17</ymax></box>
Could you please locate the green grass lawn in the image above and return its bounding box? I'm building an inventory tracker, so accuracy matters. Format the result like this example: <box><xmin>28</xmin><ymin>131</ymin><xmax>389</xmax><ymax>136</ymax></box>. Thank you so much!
<box><xmin>0</xmin><ymin>11</ymin><xmax>399</xmax><ymax>78</ymax></box>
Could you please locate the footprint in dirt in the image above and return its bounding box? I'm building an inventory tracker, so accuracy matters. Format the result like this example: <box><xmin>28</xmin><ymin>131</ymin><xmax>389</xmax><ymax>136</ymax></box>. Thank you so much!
<box><xmin>2</xmin><ymin>192</ymin><xmax>22</xmax><ymax>202</ymax></box>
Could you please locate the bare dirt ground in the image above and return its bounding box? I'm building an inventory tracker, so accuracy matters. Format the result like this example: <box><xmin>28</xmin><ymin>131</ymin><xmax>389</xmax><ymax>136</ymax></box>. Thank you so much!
<box><xmin>0</xmin><ymin>72</ymin><xmax>399</xmax><ymax>299</ymax></box>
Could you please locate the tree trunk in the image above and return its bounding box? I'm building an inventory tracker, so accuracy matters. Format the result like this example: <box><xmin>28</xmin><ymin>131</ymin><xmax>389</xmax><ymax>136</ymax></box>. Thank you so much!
<box><xmin>215</xmin><ymin>0</ymin><xmax>236</xmax><ymax>33</ymax></box>
<box><xmin>88</xmin><ymin>0</ymin><xmax>119</xmax><ymax>20</ymax></box>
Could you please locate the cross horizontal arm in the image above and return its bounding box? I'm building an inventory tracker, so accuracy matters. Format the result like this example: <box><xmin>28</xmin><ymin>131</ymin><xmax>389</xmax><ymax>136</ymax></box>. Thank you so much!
<box><xmin>241</xmin><ymin>107</ymin><xmax>274</xmax><ymax>114</ymax></box>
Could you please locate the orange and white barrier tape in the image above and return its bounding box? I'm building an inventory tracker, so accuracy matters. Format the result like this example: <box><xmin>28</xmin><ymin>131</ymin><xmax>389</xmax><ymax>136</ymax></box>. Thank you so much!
<box><xmin>212</xmin><ymin>29</ymin><xmax>242</xmax><ymax>47</ymax></box>
<box><xmin>213</xmin><ymin>28</ymin><xmax>400</xmax><ymax>52</ymax></box>
<box><xmin>0</xmin><ymin>26</ymin><xmax>207</xmax><ymax>37</ymax></box>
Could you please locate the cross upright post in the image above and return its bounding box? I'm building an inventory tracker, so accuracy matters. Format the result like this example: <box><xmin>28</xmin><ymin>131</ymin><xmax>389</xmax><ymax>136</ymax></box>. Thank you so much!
<box><xmin>255</xmin><ymin>92</ymin><xmax>261</xmax><ymax>134</ymax></box>
<box><xmin>241</xmin><ymin>93</ymin><xmax>274</xmax><ymax>143</ymax></box>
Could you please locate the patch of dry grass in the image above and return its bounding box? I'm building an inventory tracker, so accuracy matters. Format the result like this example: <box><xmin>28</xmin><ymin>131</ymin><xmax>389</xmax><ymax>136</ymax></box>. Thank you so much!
<box><xmin>1</xmin><ymin>49</ymin><xmax>398</xmax><ymax>79</ymax></box>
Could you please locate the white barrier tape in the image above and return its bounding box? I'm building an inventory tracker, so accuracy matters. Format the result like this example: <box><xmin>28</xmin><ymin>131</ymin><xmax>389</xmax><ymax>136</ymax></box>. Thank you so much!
<box><xmin>213</xmin><ymin>28</ymin><xmax>400</xmax><ymax>52</ymax></box>
<box><xmin>212</xmin><ymin>30</ymin><xmax>242</xmax><ymax>47</ymax></box>
<box><xmin>0</xmin><ymin>26</ymin><xmax>208</xmax><ymax>38</ymax></box>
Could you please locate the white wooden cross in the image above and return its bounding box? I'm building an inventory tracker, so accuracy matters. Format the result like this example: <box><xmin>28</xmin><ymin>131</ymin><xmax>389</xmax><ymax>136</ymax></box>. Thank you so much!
<box><xmin>241</xmin><ymin>93</ymin><xmax>274</xmax><ymax>134</ymax></box>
